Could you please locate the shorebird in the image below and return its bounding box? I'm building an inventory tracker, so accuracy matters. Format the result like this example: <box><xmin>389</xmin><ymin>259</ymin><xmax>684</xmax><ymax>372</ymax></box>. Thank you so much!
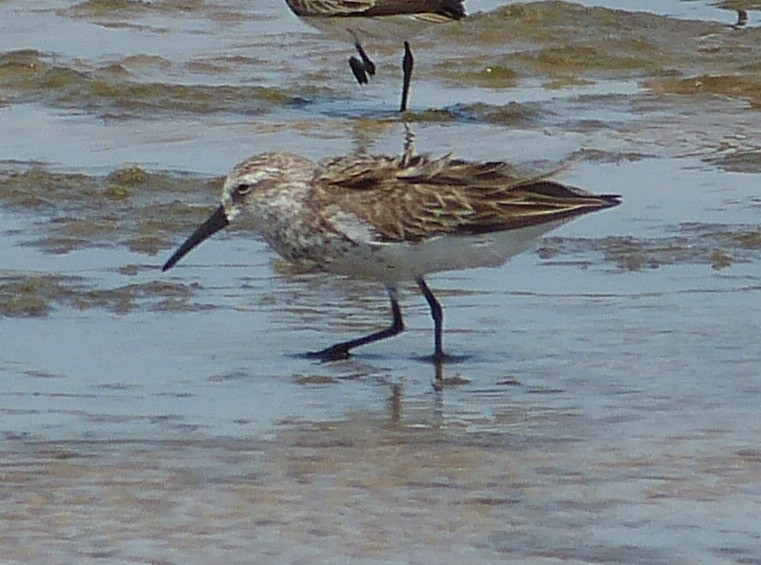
<box><xmin>162</xmin><ymin>151</ymin><xmax>620</xmax><ymax>362</ymax></box>
<box><xmin>282</xmin><ymin>0</ymin><xmax>466</xmax><ymax>112</ymax></box>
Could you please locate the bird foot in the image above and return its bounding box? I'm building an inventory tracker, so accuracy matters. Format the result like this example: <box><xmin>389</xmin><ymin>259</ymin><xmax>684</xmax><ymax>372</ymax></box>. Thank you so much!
<box><xmin>349</xmin><ymin>57</ymin><xmax>369</xmax><ymax>85</ymax></box>
<box><xmin>349</xmin><ymin>56</ymin><xmax>376</xmax><ymax>85</ymax></box>
<box><xmin>304</xmin><ymin>344</ymin><xmax>351</xmax><ymax>362</ymax></box>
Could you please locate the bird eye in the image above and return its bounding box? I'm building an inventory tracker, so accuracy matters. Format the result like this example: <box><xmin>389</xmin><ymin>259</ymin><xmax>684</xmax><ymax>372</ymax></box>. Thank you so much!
<box><xmin>235</xmin><ymin>183</ymin><xmax>252</xmax><ymax>195</ymax></box>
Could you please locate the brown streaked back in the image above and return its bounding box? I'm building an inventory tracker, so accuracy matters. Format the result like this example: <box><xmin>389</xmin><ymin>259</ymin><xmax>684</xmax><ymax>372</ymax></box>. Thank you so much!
<box><xmin>284</xmin><ymin>0</ymin><xmax>465</xmax><ymax>20</ymax></box>
<box><xmin>310</xmin><ymin>153</ymin><xmax>620</xmax><ymax>243</ymax></box>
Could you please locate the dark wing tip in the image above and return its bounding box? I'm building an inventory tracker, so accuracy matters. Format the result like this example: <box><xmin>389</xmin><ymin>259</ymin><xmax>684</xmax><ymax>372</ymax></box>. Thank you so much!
<box><xmin>525</xmin><ymin>181</ymin><xmax>621</xmax><ymax>208</ymax></box>
<box><xmin>449</xmin><ymin>1</ymin><xmax>466</xmax><ymax>19</ymax></box>
<box><xmin>599</xmin><ymin>194</ymin><xmax>622</xmax><ymax>207</ymax></box>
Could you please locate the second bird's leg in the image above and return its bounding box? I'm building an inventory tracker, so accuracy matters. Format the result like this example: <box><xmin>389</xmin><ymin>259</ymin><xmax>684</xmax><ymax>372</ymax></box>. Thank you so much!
<box><xmin>307</xmin><ymin>286</ymin><xmax>404</xmax><ymax>361</ymax></box>
<box><xmin>349</xmin><ymin>41</ymin><xmax>376</xmax><ymax>85</ymax></box>
<box><xmin>416</xmin><ymin>277</ymin><xmax>444</xmax><ymax>362</ymax></box>
<box><xmin>400</xmin><ymin>41</ymin><xmax>414</xmax><ymax>112</ymax></box>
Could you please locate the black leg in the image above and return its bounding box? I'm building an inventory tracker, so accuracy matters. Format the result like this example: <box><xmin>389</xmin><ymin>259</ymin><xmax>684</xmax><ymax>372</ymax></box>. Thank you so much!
<box><xmin>349</xmin><ymin>56</ymin><xmax>369</xmax><ymax>85</ymax></box>
<box><xmin>416</xmin><ymin>277</ymin><xmax>444</xmax><ymax>362</ymax></box>
<box><xmin>400</xmin><ymin>41</ymin><xmax>414</xmax><ymax>112</ymax></box>
<box><xmin>354</xmin><ymin>42</ymin><xmax>376</xmax><ymax>76</ymax></box>
<box><xmin>348</xmin><ymin>42</ymin><xmax>376</xmax><ymax>85</ymax></box>
<box><xmin>307</xmin><ymin>286</ymin><xmax>404</xmax><ymax>361</ymax></box>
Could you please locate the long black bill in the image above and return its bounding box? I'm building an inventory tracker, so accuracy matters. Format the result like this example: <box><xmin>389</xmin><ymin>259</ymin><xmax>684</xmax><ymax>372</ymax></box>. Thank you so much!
<box><xmin>162</xmin><ymin>205</ymin><xmax>229</xmax><ymax>271</ymax></box>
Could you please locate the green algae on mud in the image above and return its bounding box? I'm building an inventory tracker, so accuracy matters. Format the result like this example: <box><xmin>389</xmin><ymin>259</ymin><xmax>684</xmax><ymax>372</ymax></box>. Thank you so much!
<box><xmin>437</xmin><ymin>2</ymin><xmax>761</xmax><ymax>108</ymax></box>
<box><xmin>69</xmin><ymin>0</ymin><xmax>203</xmax><ymax>15</ymax></box>
<box><xmin>64</xmin><ymin>0</ymin><xmax>258</xmax><ymax>24</ymax></box>
<box><xmin>714</xmin><ymin>1</ymin><xmax>761</xmax><ymax>10</ymax></box>
<box><xmin>66</xmin><ymin>0</ymin><xmax>206</xmax><ymax>18</ymax></box>
<box><xmin>708</xmin><ymin>149</ymin><xmax>761</xmax><ymax>173</ymax></box>
<box><xmin>437</xmin><ymin>2</ymin><xmax>683</xmax><ymax>83</ymax></box>
<box><xmin>0</xmin><ymin>274</ymin><xmax>210</xmax><ymax>318</ymax></box>
<box><xmin>0</xmin><ymin>50</ymin><xmax>308</xmax><ymax>117</ymax></box>
<box><xmin>0</xmin><ymin>165</ymin><xmax>222</xmax><ymax>255</ymax></box>
<box><xmin>539</xmin><ymin>223</ymin><xmax>761</xmax><ymax>272</ymax></box>
<box><xmin>647</xmin><ymin>74</ymin><xmax>761</xmax><ymax>110</ymax></box>
<box><xmin>403</xmin><ymin>101</ymin><xmax>544</xmax><ymax>127</ymax></box>
<box><xmin>436</xmin><ymin>64</ymin><xmax>519</xmax><ymax>90</ymax></box>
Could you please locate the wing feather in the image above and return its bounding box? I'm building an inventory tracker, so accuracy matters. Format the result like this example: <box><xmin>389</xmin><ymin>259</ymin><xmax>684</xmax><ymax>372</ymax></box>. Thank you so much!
<box><xmin>311</xmin><ymin>154</ymin><xmax>619</xmax><ymax>243</ymax></box>
<box><xmin>284</xmin><ymin>0</ymin><xmax>465</xmax><ymax>20</ymax></box>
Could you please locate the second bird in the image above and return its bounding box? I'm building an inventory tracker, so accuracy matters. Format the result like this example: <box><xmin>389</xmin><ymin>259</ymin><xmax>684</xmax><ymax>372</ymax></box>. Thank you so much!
<box><xmin>283</xmin><ymin>0</ymin><xmax>466</xmax><ymax>112</ymax></box>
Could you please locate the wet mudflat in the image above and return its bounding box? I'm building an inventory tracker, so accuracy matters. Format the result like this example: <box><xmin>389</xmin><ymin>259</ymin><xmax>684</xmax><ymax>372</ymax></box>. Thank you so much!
<box><xmin>2</xmin><ymin>1</ymin><xmax>761</xmax><ymax>563</ymax></box>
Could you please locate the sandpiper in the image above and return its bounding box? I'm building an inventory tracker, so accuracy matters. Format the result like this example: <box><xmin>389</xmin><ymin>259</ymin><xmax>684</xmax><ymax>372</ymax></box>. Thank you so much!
<box><xmin>282</xmin><ymin>0</ymin><xmax>466</xmax><ymax>112</ymax></box>
<box><xmin>162</xmin><ymin>151</ymin><xmax>620</xmax><ymax>362</ymax></box>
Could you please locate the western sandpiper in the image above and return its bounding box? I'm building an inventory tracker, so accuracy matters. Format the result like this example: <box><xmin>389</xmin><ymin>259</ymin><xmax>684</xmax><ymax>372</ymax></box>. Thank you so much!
<box><xmin>162</xmin><ymin>151</ymin><xmax>620</xmax><ymax>362</ymax></box>
<box><xmin>282</xmin><ymin>0</ymin><xmax>466</xmax><ymax>111</ymax></box>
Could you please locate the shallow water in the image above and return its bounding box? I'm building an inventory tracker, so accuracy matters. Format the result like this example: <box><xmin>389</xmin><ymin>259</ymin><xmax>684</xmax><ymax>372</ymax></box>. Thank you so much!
<box><xmin>2</xmin><ymin>1</ymin><xmax>761</xmax><ymax>563</ymax></box>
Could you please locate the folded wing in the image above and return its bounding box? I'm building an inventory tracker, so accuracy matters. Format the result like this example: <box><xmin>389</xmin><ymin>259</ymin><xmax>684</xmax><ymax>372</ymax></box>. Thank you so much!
<box><xmin>312</xmin><ymin>153</ymin><xmax>620</xmax><ymax>243</ymax></box>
